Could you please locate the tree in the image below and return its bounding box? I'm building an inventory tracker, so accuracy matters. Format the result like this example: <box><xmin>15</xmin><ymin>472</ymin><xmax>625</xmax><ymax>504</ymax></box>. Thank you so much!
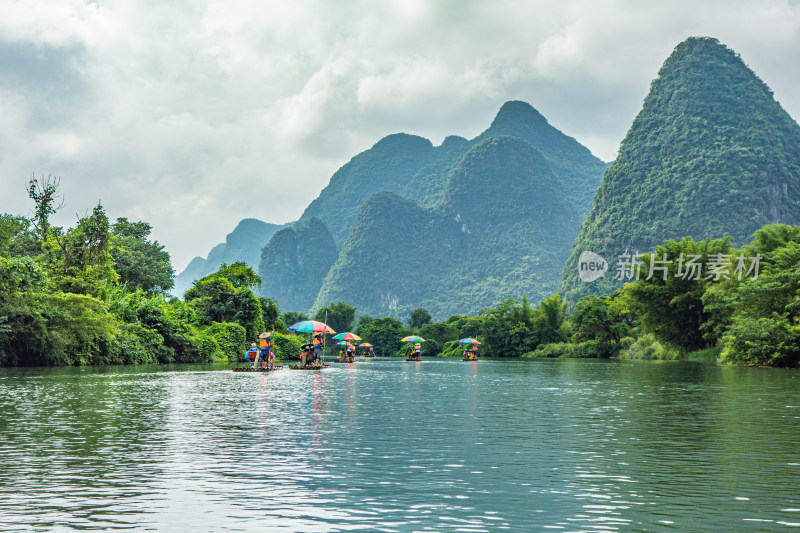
<box><xmin>315</xmin><ymin>301</ymin><xmax>356</xmax><ymax>333</ymax></box>
<box><xmin>282</xmin><ymin>311</ymin><xmax>309</xmax><ymax>327</ymax></box>
<box><xmin>42</xmin><ymin>204</ymin><xmax>118</xmax><ymax>297</ymax></box>
<box><xmin>623</xmin><ymin>236</ymin><xmax>732</xmax><ymax>351</ymax></box>
<box><xmin>535</xmin><ymin>294</ymin><xmax>569</xmax><ymax>345</ymax></box>
<box><xmin>259</xmin><ymin>297</ymin><xmax>284</xmax><ymax>331</ymax></box>
<box><xmin>719</xmin><ymin>226</ymin><xmax>800</xmax><ymax>366</ymax></box>
<box><xmin>479</xmin><ymin>297</ymin><xmax>539</xmax><ymax>357</ymax></box>
<box><xmin>408</xmin><ymin>308</ymin><xmax>432</xmax><ymax>329</ymax></box>
<box><xmin>356</xmin><ymin>316</ymin><xmax>409</xmax><ymax>356</ymax></box>
<box><xmin>26</xmin><ymin>174</ymin><xmax>63</xmax><ymax>243</ymax></box>
<box><xmin>185</xmin><ymin>264</ymin><xmax>265</xmax><ymax>340</ymax></box>
<box><xmin>215</xmin><ymin>262</ymin><xmax>262</xmax><ymax>292</ymax></box>
<box><xmin>110</xmin><ymin>218</ymin><xmax>174</xmax><ymax>292</ymax></box>
<box><xmin>570</xmin><ymin>295</ymin><xmax>630</xmax><ymax>357</ymax></box>
<box><xmin>0</xmin><ymin>215</ymin><xmax>31</xmax><ymax>256</ymax></box>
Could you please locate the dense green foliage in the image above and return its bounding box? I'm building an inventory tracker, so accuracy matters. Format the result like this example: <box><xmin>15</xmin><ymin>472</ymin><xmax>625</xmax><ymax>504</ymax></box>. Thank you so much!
<box><xmin>547</xmin><ymin>224</ymin><xmax>800</xmax><ymax>367</ymax></box>
<box><xmin>718</xmin><ymin>225</ymin><xmax>800</xmax><ymax>366</ymax></box>
<box><xmin>184</xmin><ymin>262</ymin><xmax>265</xmax><ymax>341</ymax></box>
<box><xmin>282</xmin><ymin>311</ymin><xmax>309</xmax><ymax>327</ymax></box>
<box><xmin>0</xmin><ymin>186</ymin><xmax>276</xmax><ymax>366</ymax></box>
<box><xmin>561</xmin><ymin>37</ymin><xmax>800</xmax><ymax>303</ymax></box>
<box><xmin>355</xmin><ymin>316</ymin><xmax>410</xmax><ymax>357</ymax></box>
<box><xmin>110</xmin><ymin>218</ymin><xmax>174</xmax><ymax>293</ymax></box>
<box><xmin>258</xmin><ymin>217</ymin><xmax>338</xmax><ymax>312</ymax></box>
<box><xmin>622</xmin><ymin>236</ymin><xmax>733</xmax><ymax>351</ymax></box>
<box><xmin>408</xmin><ymin>308</ymin><xmax>432</xmax><ymax>329</ymax></box>
<box><xmin>315</xmin><ymin>135</ymin><xmax>582</xmax><ymax>320</ymax></box>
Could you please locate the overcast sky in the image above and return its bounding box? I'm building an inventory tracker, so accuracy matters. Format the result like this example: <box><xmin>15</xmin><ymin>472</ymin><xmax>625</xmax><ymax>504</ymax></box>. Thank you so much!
<box><xmin>2</xmin><ymin>0</ymin><xmax>799</xmax><ymax>272</ymax></box>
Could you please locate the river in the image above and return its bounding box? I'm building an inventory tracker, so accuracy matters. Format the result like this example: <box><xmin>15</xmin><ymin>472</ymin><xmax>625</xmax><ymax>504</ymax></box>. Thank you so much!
<box><xmin>0</xmin><ymin>358</ymin><xmax>798</xmax><ymax>532</ymax></box>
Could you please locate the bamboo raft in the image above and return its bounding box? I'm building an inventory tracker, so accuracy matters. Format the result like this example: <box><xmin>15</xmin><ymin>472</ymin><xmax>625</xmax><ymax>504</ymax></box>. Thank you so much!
<box><xmin>289</xmin><ymin>364</ymin><xmax>332</xmax><ymax>370</ymax></box>
<box><xmin>462</xmin><ymin>357</ymin><xmax>478</xmax><ymax>361</ymax></box>
<box><xmin>331</xmin><ymin>359</ymin><xmax>355</xmax><ymax>364</ymax></box>
<box><xmin>232</xmin><ymin>365</ymin><xmax>284</xmax><ymax>372</ymax></box>
<box><xmin>406</xmin><ymin>357</ymin><xmax>421</xmax><ymax>362</ymax></box>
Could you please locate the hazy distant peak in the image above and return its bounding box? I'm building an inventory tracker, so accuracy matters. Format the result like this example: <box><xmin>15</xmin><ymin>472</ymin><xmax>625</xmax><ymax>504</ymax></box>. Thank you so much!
<box><xmin>490</xmin><ymin>100</ymin><xmax>549</xmax><ymax>130</ymax></box>
<box><xmin>371</xmin><ymin>132</ymin><xmax>433</xmax><ymax>152</ymax></box>
<box><xmin>440</xmin><ymin>135</ymin><xmax>469</xmax><ymax>148</ymax></box>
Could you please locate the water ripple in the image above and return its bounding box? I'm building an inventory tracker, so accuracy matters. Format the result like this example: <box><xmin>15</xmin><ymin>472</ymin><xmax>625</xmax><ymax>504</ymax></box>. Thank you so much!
<box><xmin>1</xmin><ymin>360</ymin><xmax>799</xmax><ymax>531</ymax></box>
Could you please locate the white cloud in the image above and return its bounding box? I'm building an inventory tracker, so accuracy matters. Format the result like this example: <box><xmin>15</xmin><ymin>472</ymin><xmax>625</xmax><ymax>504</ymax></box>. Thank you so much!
<box><xmin>0</xmin><ymin>0</ymin><xmax>798</xmax><ymax>271</ymax></box>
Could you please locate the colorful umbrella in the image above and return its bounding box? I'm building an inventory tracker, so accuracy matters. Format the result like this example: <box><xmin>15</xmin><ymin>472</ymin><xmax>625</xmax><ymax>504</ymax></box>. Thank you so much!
<box><xmin>457</xmin><ymin>338</ymin><xmax>480</xmax><ymax>345</ymax></box>
<box><xmin>401</xmin><ymin>336</ymin><xmax>426</xmax><ymax>343</ymax></box>
<box><xmin>359</xmin><ymin>342</ymin><xmax>373</xmax><ymax>348</ymax></box>
<box><xmin>336</xmin><ymin>341</ymin><xmax>351</xmax><ymax>346</ymax></box>
<box><xmin>333</xmin><ymin>332</ymin><xmax>361</xmax><ymax>341</ymax></box>
<box><xmin>287</xmin><ymin>320</ymin><xmax>336</xmax><ymax>334</ymax></box>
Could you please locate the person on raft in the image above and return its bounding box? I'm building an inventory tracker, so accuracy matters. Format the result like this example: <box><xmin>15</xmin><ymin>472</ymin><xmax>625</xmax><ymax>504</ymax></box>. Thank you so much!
<box><xmin>312</xmin><ymin>333</ymin><xmax>324</xmax><ymax>363</ymax></box>
<box><xmin>258</xmin><ymin>332</ymin><xmax>274</xmax><ymax>369</ymax></box>
<box><xmin>338</xmin><ymin>347</ymin><xmax>346</xmax><ymax>362</ymax></box>
<box><xmin>471</xmin><ymin>344</ymin><xmax>479</xmax><ymax>360</ymax></box>
<box><xmin>346</xmin><ymin>343</ymin><xmax>355</xmax><ymax>362</ymax></box>
<box><xmin>300</xmin><ymin>343</ymin><xmax>315</xmax><ymax>368</ymax></box>
<box><xmin>413</xmin><ymin>342</ymin><xmax>421</xmax><ymax>360</ymax></box>
<box><xmin>246</xmin><ymin>343</ymin><xmax>259</xmax><ymax>366</ymax></box>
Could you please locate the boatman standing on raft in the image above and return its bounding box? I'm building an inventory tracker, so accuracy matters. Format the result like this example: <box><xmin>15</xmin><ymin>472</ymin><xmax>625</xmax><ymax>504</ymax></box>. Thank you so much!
<box><xmin>414</xmin><ymin>342</ymin><xmax>421</xmax><ymax>361</ymax></box>
<box><xmin>312</xmin><ymin>333</ymin><xmax>324</xmax><ymax>366</ymax></box>
<box><xmin>259</xmin><ymin>332</ymin><xmax>274</xmax><ymax>369</ymax></box>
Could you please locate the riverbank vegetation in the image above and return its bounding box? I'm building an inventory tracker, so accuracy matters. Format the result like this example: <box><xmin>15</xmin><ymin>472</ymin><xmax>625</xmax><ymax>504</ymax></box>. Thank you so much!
<box><xmin>2</xmin><ymin>178</ymin><xmax>797</xmax><ymax>367</ymax></box>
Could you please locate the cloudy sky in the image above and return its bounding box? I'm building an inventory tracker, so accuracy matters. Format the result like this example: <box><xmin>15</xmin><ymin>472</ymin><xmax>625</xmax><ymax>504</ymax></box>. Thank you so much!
<box><xmin>2</xmin><ymin>0</ymin><xmax>799</xmax><ymax>272</ymax></box>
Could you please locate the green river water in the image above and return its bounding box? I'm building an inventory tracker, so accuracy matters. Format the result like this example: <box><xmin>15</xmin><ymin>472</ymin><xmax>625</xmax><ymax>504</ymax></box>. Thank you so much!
<box><xmin>0</xmin><ymin>358</ymin><xmax>798</xmax><ymax>532</ymax></box>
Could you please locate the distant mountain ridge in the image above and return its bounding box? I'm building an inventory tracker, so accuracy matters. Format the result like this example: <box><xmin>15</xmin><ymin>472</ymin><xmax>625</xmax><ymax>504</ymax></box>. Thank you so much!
<box><xmin>299</xmin><ymin>101</ymin><xmax>607</xmax><ymax>247</ymax></box>
<box><xmin>178</xmin><ymin>100</ymin><xmax>609</xmax><ymax>316</ymax></box>
<box><xmin>313</xmin><ymin>135</ymin><xmax>582</xmax><ymax>319</ymax></box>
<box><xmin>559</xmin><ymin>37</ymin><xmax>800</xmax><ymax>302</ymax></box>
<box><xmin>173</xmin><ymin>218</ymin><xmax>288</xmax><ymax>296</ymax></box>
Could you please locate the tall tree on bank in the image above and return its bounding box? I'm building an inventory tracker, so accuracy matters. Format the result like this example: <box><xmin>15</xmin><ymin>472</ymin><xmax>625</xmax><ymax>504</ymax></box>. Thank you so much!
<box><xmin>110</xmin><ymin>218</ymin><xmax>174</xmax><ymax>293</ymax></box>
<box><xmin>26</xmin><ymin>174</ymin><xmax>64</xmax><ymax>243</ymax></box>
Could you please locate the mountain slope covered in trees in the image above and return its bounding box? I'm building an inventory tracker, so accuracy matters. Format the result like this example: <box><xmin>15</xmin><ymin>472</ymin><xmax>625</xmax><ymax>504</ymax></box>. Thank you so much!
<box><xmin>560</xmin><ymin>37</ymin><xmax>800</xmax><ymax>303</ymax></box>
<box><xmin>180</xmin><ymin>100</ymin><xmax>607</xmax><ymax>314</ymax></box>
<box><xmin>314</xmin><ymin>136</ymin><xmax>581</xmax><ymax>319</ymax></box>
<box><xmin>298</xmin><ymin>133</ymin><xmax>439</xmax><ymax>246</ymax></box>
<box><xmin>257</xmin><ymin>217</ymin><xmax>338</xmax><ymax>312</ymax></box>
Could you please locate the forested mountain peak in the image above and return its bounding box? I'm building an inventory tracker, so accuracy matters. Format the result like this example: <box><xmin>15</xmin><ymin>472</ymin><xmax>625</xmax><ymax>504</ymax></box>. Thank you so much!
<box><xmin>478</xmin><ymin>100</ymin><xmax>607</xmax><ymax>216</ymax></box>
<box><xmin>489</xmin><ymin>100</ymin><xmax>550</xmax><ymax>130</ymax></box>
<box><xmin>314</xmin><ymin>135</ymin><xmax>580</xmax><ymax>320</ymax></box>
<box><xmin>442</xmin><ymin>135</ymin><xmax>568</xmax><ymax>222</ymax></box>
<box><xmin>560</xmin><ymin>36</ymin><xmax>800</xmax><ymax>303</ymax></box>
<box><xmin>184</xmin><ymin>101</ymin><xmax>606</xmax><ymax>311</ymax></box>
<box><xmin>299</xmin><ymin>132</ymin><xmax>437</xmax><ymax>245</ymax></box>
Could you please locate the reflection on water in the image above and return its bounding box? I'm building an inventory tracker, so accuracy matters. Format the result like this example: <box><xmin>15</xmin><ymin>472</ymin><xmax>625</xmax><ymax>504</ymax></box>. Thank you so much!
<box><xmin>1</xmin><ymin>359</ymin><xmax>799</xmax><ymax>531</ymax></box>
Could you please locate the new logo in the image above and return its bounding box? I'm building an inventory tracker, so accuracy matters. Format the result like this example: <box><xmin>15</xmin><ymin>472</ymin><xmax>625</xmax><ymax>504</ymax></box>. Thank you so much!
<box><xmin>578</xmin><ymin>251</ymin><xmax>607</xmax><ymax>282</ymax></box>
